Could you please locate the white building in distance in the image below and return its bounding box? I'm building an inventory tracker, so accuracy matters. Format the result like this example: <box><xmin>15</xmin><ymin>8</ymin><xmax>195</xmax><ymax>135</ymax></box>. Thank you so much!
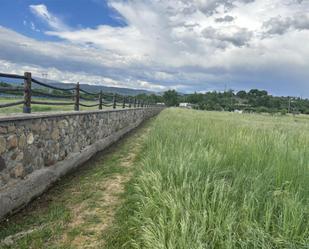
<box><xmin>179</xmin><ymin>103</ymin><xmax>194</xmax><ymax>109</ymax></box>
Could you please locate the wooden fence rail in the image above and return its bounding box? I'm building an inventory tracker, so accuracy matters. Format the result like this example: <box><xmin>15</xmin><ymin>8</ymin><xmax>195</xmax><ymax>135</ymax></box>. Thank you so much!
<box><xmin>0</xmin><ymin>72</ymin><xmax>156</xmax><ymax>113</ymax></box>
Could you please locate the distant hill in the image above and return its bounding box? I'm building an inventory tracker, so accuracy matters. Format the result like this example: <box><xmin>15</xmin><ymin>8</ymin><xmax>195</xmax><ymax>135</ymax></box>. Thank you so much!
<box><xmin>0</xmin><ymin>76</ymin><xmax>155</xmax><ymax>96</ymax></box>
<box><xmin>51</xmin><ymin>82</ymin><xmax>154</xmax><ymax>96</ymax></box>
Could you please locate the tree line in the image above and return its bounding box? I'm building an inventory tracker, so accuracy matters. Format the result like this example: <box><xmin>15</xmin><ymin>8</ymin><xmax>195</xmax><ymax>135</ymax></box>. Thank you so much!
<box><xmin>161</xmin><ymin>89</ymin><xmax>309</xmax><ymax>114</ymax></box>
<box><xmin>2</xmin><ymin>80</ymin><xmax>308</xmax><ymax>114</ymax></box>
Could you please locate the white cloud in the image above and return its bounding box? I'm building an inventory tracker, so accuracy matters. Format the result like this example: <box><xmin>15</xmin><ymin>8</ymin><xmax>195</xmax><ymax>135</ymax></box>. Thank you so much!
<box><xmin>30</xmin><ymin>22</ymin><xmax>40</xmax><ymax>32</ymax></box>
<box><xmin>0</xmin><ymin>58</ymin><xmax>166</xmax><ymax>91</ymax></box>
<box><xmin>1</xmin><ymin>0</ymin><xmax>309</xmax><ymax>96</ymax></box>
<box><xmin>263</xmin><ymin>14</ymin><xmax>309</xmax><ymax>35</ymax></box>
<box><xmin>0</xmin><ymin>26</ymin><xmax>166</xmax><ymax>91</ymax></box>
<box><xmin>29</xmin><ymin>4</ymin><xmax>69</xmax><ymax>31</ymax></box>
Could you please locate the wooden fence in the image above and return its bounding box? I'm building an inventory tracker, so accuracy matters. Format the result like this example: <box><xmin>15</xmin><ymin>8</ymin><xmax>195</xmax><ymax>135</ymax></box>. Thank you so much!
<box><xmin>0</xmin><ymin>72</ymin><xmax>154</xmax><ymax>113</ymax></box>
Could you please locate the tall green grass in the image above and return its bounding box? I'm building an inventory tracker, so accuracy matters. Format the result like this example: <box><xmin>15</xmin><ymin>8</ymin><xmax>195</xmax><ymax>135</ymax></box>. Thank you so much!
<box><xmin>111</xmin><ymin>108</ymin><xmax>309</xmax><ymax>248</ymax></box>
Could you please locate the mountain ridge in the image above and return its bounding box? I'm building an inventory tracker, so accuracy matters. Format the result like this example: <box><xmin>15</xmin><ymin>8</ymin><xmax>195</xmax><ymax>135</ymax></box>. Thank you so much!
<box><xmin>0</xmin><ymin>76</ymin><xmax>155</xmax><ymax>96</ymax></box>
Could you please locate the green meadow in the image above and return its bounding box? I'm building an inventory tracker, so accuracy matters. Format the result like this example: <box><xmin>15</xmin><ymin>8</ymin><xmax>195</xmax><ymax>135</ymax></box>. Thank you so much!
<box><xmin>0</xmin><ymin>97</ymin><xmax>110</xmax><ymax>115</ymax></box>
<box><xmin>106</xmin><ymin>108</ymin><xmax>309</xmax><ymax>248</ymax></box>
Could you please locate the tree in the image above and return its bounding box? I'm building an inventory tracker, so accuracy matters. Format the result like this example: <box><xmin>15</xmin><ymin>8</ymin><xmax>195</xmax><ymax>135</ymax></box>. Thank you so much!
<box><xmin>187</xmin><ymin>92</ymin><xmax>204</xmax><ymax>104</ymax></box>
<box><xmin>163</xmin><ymin>90</ymin><xmax>179</xmax><ymax>106</ymax></box>
<box><xmin>0</xmin><ymin>82</ymin><xmax>11</xmax><ymax>87</ymax></box>
<box><xmin>236</xmin><ymin>90</ymin><xmax>247</xmax><ymax>98</ymax></box>
<box><xmin>248</xmin><ymin>89</ymin><xmax>268</xmax><ymax>97</ymax></box>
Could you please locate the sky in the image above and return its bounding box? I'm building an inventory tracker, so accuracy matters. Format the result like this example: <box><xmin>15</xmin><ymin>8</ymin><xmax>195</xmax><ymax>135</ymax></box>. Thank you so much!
<box><xmin>0</xmin><ymin>0</ymin><xmax>309</xmax><ymax>96</ymax></box>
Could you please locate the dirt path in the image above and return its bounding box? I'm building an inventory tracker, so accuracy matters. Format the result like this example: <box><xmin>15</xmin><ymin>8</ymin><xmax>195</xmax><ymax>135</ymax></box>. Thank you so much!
<box><xmin>0</xmin><ymin>124</ymin><xmax>151</xmax><ymax>249</ymax></box>
<box><xmin>60</xmin><ymin>130</ymin><xmax>147</xmax><ymax>249</ymax></box>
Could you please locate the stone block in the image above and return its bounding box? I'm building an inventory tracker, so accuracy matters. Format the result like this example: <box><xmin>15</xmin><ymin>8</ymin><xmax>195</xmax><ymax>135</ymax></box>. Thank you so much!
<box><xmin>7</xmin><ymin>135</ymin><xmax>18</xmax><ymax>150</ymax></box>
<box><xmin>0</xmin><ymin>156</ymin><xmax>6</xmax><ymax>171</ymax></box>
<box><xmin>0</xmin><ymin>136</ymin><xmax>6</xmax><ymax>155</ymax></box>
<box><xmin>10</xmin><ymin>163</ymin><xmax>25</xmax><ymax>178</ymax></box>
<box><xmin>27</xmin><ymin>133</ymin><xmax>34</xmax><ymax>145</ymax></box>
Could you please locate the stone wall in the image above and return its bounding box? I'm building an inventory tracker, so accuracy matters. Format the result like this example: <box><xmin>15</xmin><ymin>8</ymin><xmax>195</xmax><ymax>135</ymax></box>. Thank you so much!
<box><xmin>0</xmin><ymin>107</ymin><xmax>163</xmax><ymax>219</ymax></box>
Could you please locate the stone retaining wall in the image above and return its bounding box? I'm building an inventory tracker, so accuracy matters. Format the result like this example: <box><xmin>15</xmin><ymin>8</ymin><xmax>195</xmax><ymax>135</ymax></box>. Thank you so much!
<box><xmin>0</xmin><ymin>107</ymin><xmax>163</xmax><ymax>219</ymax></box>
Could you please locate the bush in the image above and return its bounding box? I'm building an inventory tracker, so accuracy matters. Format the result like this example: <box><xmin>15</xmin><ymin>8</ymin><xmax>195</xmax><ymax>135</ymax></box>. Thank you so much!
<box><xmin>255</xmin><ymin>106</ymin><xmax>269</xmax><ymax>113</ymax></box>
<box><xmin>303</xmin><ymin>109</ymin><xmax>309</xmax><ymax>115</ymax></box>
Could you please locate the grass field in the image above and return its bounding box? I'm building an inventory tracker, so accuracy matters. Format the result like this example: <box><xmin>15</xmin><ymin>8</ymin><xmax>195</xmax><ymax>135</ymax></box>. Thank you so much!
<box><xmin>1</xmin><ymin>108</ymin><xmax>309</xmax><ymax>248</ymax></box>
<box><xmin>0</xmin><ymin>97</ymin><xmax>111</xmax><ymax>115</ymax></box>
<box><xmin>106</xmin><ymin>108</ymin><xmax>309</xmax><ymax>248</ymax></box>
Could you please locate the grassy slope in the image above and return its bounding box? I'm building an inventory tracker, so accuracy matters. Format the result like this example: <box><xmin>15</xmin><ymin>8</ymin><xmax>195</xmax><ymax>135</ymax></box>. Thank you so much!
<box><xmin>0</xmin><ymin>97</ymin><xmax>111</xmax><ymax>115</ymax></box>
<box><xmin>105</xmin><ymin>108</ymin><xmax>309</xmax><ymax>249</ymax></box>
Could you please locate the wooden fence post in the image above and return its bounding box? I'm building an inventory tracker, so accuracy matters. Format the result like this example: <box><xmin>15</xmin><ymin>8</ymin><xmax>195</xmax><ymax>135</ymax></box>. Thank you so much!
<box><xmin>113</xmin><ymin>94</ymin><xmax>116</xmax><ymax>109</ymax></box>
<box><xmin>23</xmin><ymin>72</ymin><xmax>32</xmax><ymax>113</ymax></box>
<box><xmin>122</xmin><ymin>97</ymin><xmax>126</xmax><ymax>108</ymax></box>
<box><xmin>74</xmin><ymin>82</ymin><xmax>80</xmax><ymax>111</ymax></box>
<box><xmin>99</xmin><ymin>90</ymin><xmax>103</xmax><ymax>110</ymax></box>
